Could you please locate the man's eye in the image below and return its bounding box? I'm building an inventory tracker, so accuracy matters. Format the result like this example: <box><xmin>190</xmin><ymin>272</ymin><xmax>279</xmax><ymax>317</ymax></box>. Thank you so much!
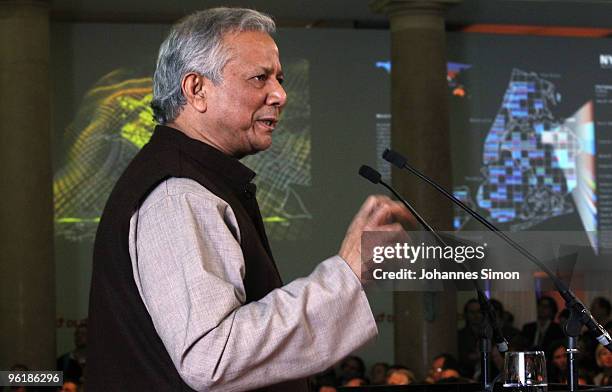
<box><xmin>277</xmin><ymin>77</ymin><xmax>284</xmax><ymax>85</ymax></box>
<box><xmin>254</xmin><ymin>74</ymin><xmax>267</xmax><ymax>81</ymax></box>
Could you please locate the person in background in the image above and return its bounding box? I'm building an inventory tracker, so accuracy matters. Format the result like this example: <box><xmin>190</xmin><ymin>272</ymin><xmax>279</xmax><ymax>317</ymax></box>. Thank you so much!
<box><xmin>317</xmin><ymin>386</ymin><xmax>336</xmax><ymax>392</ymax></box>
<box><xmin>424</xmin><ymin>353</ymin><xmax>462</xmax><ymax>384</ymax></box>
<box><xmin>57</xmin><ymin>321</ymin><xmax>87</xmax><ymax>384</ymax></box>
<box><xmin>490</xmin><ymin>298</ymin><xmax>519</xmax><ymax>340</ymax></box>
<box><xmin>576</xmin><ymin>333</ymin><xmax>599</xmax><ymax>380</ymax></box>
<box><xmin>548</xmin><ymin>340</ymin><xmax>568</xmax><ymax>384</ymax></box>
<box><xmin>369</xmin><ymin>362</ymin><xmax>389</xmax><ymax>385</ymax></box>
<box><xmin>435</xmin><ymin>369</ymin><xmax>475</xmax><ymax>384</ymax></box>
<box><xmin>502</xmin><ymin>310</ymin><xmax>517</xmax><ymax>332</ymax></box>
<box><xmin>458</xmin><ymin>298</ymin><xmax>482</xmax><ymax>377</ymax></box>
<box><xmin>59</xmin><ymin>380</ymin><xmax>79</xmax><ymax>392</ymax></box>
<box><xmin>582</xmin><ymin>298</ymin><xmax>612</xmax><ymax>364</ymax></box>
<box><xmin>386</xmin><ymin>367</ymin><xmax>415</xmax><ymax>385</ymax></box>
<box><xmin>343</xmin><ymin>377</ymin><xmax>368</xmax><ymax>387</ymax></box>
<box><xmin>337</xmin><ymin>356</ymin><xmax>366</xmax><ymax>386</ymax></box>
<box><xmin>311</xmin><ymin>367</ymin><xmax>337</xmax><ymax>391</ymax></box>
<box><xmin>594</xmin><ymin>344</ymin><xmax>612</xmax><ymax>386</ymax></box>
<box><xmin>521</xmin><ymin>296</ymin><xmax>564</xmax><ymax>351</ymax></box>
<box><xmin>558</xmin><ymin>308</ymin><xmax>570</xmax><ymax>330</ymax></box>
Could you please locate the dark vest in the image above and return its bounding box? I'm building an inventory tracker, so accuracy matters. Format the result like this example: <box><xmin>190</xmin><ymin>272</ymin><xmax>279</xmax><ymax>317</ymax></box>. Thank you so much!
<box><xmin>87</xmin><ymin>126</ymin><xmax>309</xmax><ymax>392</ymax></box>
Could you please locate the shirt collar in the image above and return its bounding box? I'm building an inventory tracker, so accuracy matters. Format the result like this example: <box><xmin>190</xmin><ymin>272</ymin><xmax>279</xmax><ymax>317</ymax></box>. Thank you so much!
<box><xmin>151</xmin><ymin>125</ymin><xmax>256</xmax><ymax>189</ymax></box>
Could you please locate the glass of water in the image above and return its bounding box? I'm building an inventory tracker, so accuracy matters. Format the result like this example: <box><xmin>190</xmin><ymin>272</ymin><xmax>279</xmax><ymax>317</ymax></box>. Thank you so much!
<box><xmin>503</xmin><ymin>351</ymin><xmax>547</xmax><ymax>391</ymax></box>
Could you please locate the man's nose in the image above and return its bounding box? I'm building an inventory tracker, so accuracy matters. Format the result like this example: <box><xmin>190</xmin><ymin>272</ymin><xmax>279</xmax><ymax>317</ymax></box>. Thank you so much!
<box><xmin>266</xmin><ymin>79</ymin><xmax>287</xmax><ymax>108</ymax></box>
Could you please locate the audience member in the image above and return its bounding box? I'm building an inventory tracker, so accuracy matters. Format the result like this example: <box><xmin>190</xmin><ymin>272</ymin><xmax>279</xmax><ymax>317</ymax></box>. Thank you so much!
<box><xmin>548</xmin><ymin>340</ymin><xmax>568</xmax><ymax>383</ymax></box>
<box><xmin>424</xmin><ymin>353</ymin><xmax>461</xmax><ymax>383</ymax></box>
<box><xmin>312</xmin><ymin>367</ymin><xmax>337</xmax><ymax>392</ymax></box>
<box><xmin>435</xmin><ymin>368</ymin><xmax>474</xmax><ymax>384</ymax></box>
<box><xmin>577</xmin><ymin>333</ymin><xmax>599</xmax><ymax>379</ymax></box>
<box><xmin>386</xmin><ymin>367</ymin><xmax>415</xmax><ymax>385</ymax></box>
<box><xmin>580</xmin><ymin>298</ymin><xmax>612</xmax><ymax>369</ymax></box>
<box><xmin>337</xmin><ymin>356</ymin><xmax>366</xmax><ymax>385</ymax></box>
<box><xmin>59</xmin><ymin>380</ymin><xmax>79</xmax><ymax>392</ymax></box>
<box><xmin>318</xmin><ymin>386</ymin><xmax>337</xmax><ymax>392</ymax></box>
<box><xmin>369</xmin><ymin>362</ymin><xmax>389</xmax><ymax>385</ymax></box>
<box><xmin>502</xmin><ymin>310</ymin><xmax>516</xmax><ymax>330</ymax></box>
<box><xmin>304</xmin><ymin>297</ymin><xmax>612</xmax><ymax>389</ymax></box>
<box><xmin>458</xmin><ymin>299</ymin><xmax>482</xmax><ymax>377</ymax></box>
<box><xmin>490</xmin><ymin>299</ymin><xmax>520</xmax><ymax>340</ymax></box>
<box><xmin>343</xmin><ymin>377</ymin><xmax>368</xmax><ymax>387</ymax></box>
<box><xmin>57</xmin><ymin>321</ymin><xmax>87</xmax><ymax>383</ymax></box>
<box><xmin>594</xmin><ymin>344</ymin><xmax>612</xmax><ymax>386</ymax></box>
<box><xmin>521</xmin><ymin>296</ymin><xmax>564</xmax><ymax>351</ymax></box>
<box><xmin>558</xmin><ymin>308</ymin><xmax>570</xmax><ymax>328</ymax></box>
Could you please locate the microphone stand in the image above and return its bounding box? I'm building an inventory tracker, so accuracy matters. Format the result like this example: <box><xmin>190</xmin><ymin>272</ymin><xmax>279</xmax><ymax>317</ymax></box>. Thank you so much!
<box><xmin>358</xmin><ymin>165</ymin><xmax>504</xmax><ymax>392</ymax></box>
<box><xmin>478</xmin><ymin>291</ymin><xmax>495</xmax><ymax>391</ymax></box>
<box><xmin>383</xmin><ymin>148</ymin><xmax>612</xmax><ymax>392</ymax></box>
<box><xmin>565</xmin><ymin>307</ymin><xmax>582</xmax><ymax>392</ymax></box>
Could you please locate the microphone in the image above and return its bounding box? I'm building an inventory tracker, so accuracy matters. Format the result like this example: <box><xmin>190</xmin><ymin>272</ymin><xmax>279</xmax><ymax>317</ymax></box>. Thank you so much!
<box><xmin>358</xmin><ymin>165</ymin><xmax>382</xmax><ymax>184</ymax></box>
<box><xmin>359</xmin><ymin>164</ymin><xmax>509</xmax><ymax>353</ymax></box>
<box><xmin>382</xmin><ymin>148</ymin><xmax>612</xmax><ymax>352</ymax></box>
<box><xmin>359</xmin><ymin>165</ymin><xmax>435</xmax><ymax>233</ymax></box>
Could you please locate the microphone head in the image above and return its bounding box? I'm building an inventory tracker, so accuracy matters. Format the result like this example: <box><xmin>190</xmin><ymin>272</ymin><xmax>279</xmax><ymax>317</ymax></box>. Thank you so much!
<box><xmin>359</xmin><ymin>165</ymin><xmax>381</xmax><ymax>184</ymax></box>
<box><xmin>383</xmin><ymin>149</ymin><xmax>407</xmax><ymax>168</ymax></box>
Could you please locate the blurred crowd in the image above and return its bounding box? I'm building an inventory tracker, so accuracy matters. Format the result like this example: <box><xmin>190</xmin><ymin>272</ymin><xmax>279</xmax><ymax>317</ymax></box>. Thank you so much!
<box><xmin>6</xmin><ymin>296</ymin><xmax>612</xmax><ymax>392</ymax></box>
<box><xmin>311</xmin><ymin>295</ymin><xmax>612</xmax><ymax>391</ymax></box>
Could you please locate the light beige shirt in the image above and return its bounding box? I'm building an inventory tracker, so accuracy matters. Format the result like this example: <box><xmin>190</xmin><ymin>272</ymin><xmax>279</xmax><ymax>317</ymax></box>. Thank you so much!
<box><xmin>128</xmin><ymin>177</ymin><xmax>377</xmax><ymax>392</ymax></box>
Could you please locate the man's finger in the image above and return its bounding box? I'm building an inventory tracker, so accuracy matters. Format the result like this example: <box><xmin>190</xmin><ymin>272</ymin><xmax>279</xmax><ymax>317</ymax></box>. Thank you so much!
<box><xmin>361</xmin><ymin>195</ymin><xmax>392</xmax><ymax>219</ymax></box>
<box><xmin>367</xmin><ymin>200</ymin><xmax>415</xmax><ymax>228</ymax></box>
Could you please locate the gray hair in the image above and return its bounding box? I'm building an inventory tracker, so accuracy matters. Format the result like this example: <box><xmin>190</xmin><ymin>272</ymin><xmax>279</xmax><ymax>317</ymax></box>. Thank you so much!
<box><xmin>151</xmin><ymin>7</ymin><xmax>276</xmax><ymax>124</ymax></box>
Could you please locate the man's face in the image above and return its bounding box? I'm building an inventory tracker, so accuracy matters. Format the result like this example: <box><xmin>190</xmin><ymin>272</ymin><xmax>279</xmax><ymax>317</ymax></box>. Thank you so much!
<box><xmin>204</xmin><ymin>30</ymin><xmax>287</xmax><ymax>158</ymax></box>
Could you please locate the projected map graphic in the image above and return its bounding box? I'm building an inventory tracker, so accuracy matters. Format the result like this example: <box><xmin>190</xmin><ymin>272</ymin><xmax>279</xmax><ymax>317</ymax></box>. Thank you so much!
<box><xmin>54</xmin><ymin>60</ymin><xmax>312</xmax><ymax>242</ymax></box>
<box><xmin>453</xmin><ymin>69</ymin><xmax>597</xmax><ymax>248</ymax></box>
<box><xmin>374</xmin><ymin>57</ymin><xmax>600</xmax><ymax>247</ymax></box>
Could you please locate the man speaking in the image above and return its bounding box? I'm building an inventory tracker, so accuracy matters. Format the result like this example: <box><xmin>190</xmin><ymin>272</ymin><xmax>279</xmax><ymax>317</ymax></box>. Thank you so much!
<box><xmin>88</xmin><ymin>7</ymin><xmax>411</xmax><ymax>391</ymax></box>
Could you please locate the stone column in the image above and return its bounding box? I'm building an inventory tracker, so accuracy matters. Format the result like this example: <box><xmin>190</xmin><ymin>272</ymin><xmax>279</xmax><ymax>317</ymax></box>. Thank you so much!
<box><xmin>0</xmin><ymin>0</ymin><xmax>54</xmax><ymax>370</ymax></box>
<box><xmin>371</xmin><ymin>0</ymin><xmax>460</xmax><ymax>378</ymax></box>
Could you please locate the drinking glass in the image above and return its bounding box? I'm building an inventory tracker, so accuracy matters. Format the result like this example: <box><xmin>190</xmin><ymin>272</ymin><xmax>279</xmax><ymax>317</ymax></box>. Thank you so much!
<box><xmin>503</xmin><ymin>351</ymin><xmax>547</xmax><ymax>391</ymax></box>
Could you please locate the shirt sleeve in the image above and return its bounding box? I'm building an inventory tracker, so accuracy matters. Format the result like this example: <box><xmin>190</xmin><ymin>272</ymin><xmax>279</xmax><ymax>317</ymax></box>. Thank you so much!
<box><xmin>128</xmin><ymin>178</ymin><xmax>378</xmax><ymax>392</ymax></box>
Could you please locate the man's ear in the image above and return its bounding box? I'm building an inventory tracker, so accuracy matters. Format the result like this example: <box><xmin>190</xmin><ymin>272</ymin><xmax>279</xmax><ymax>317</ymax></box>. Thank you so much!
<box><xmin>181</xmin><ymin>72</ymin><xmax>208</xmax><ymax>113</ymax></box>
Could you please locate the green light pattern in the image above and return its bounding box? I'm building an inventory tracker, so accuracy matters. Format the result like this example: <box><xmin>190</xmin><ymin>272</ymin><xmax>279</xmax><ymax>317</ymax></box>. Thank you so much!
<box><xmin>263</xmin><ymin>216</ymin><xmax>288</xmax><ymax>223</ymax></box>
<box><xmin>57</xmin><ymin>217</ymin><xmax>101</xmax><ymax>223</ymax></box>
<box><xmin>119</xmin><ymin>94</ymin><xmax>156</xmax><ymax>148</ymax></box>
